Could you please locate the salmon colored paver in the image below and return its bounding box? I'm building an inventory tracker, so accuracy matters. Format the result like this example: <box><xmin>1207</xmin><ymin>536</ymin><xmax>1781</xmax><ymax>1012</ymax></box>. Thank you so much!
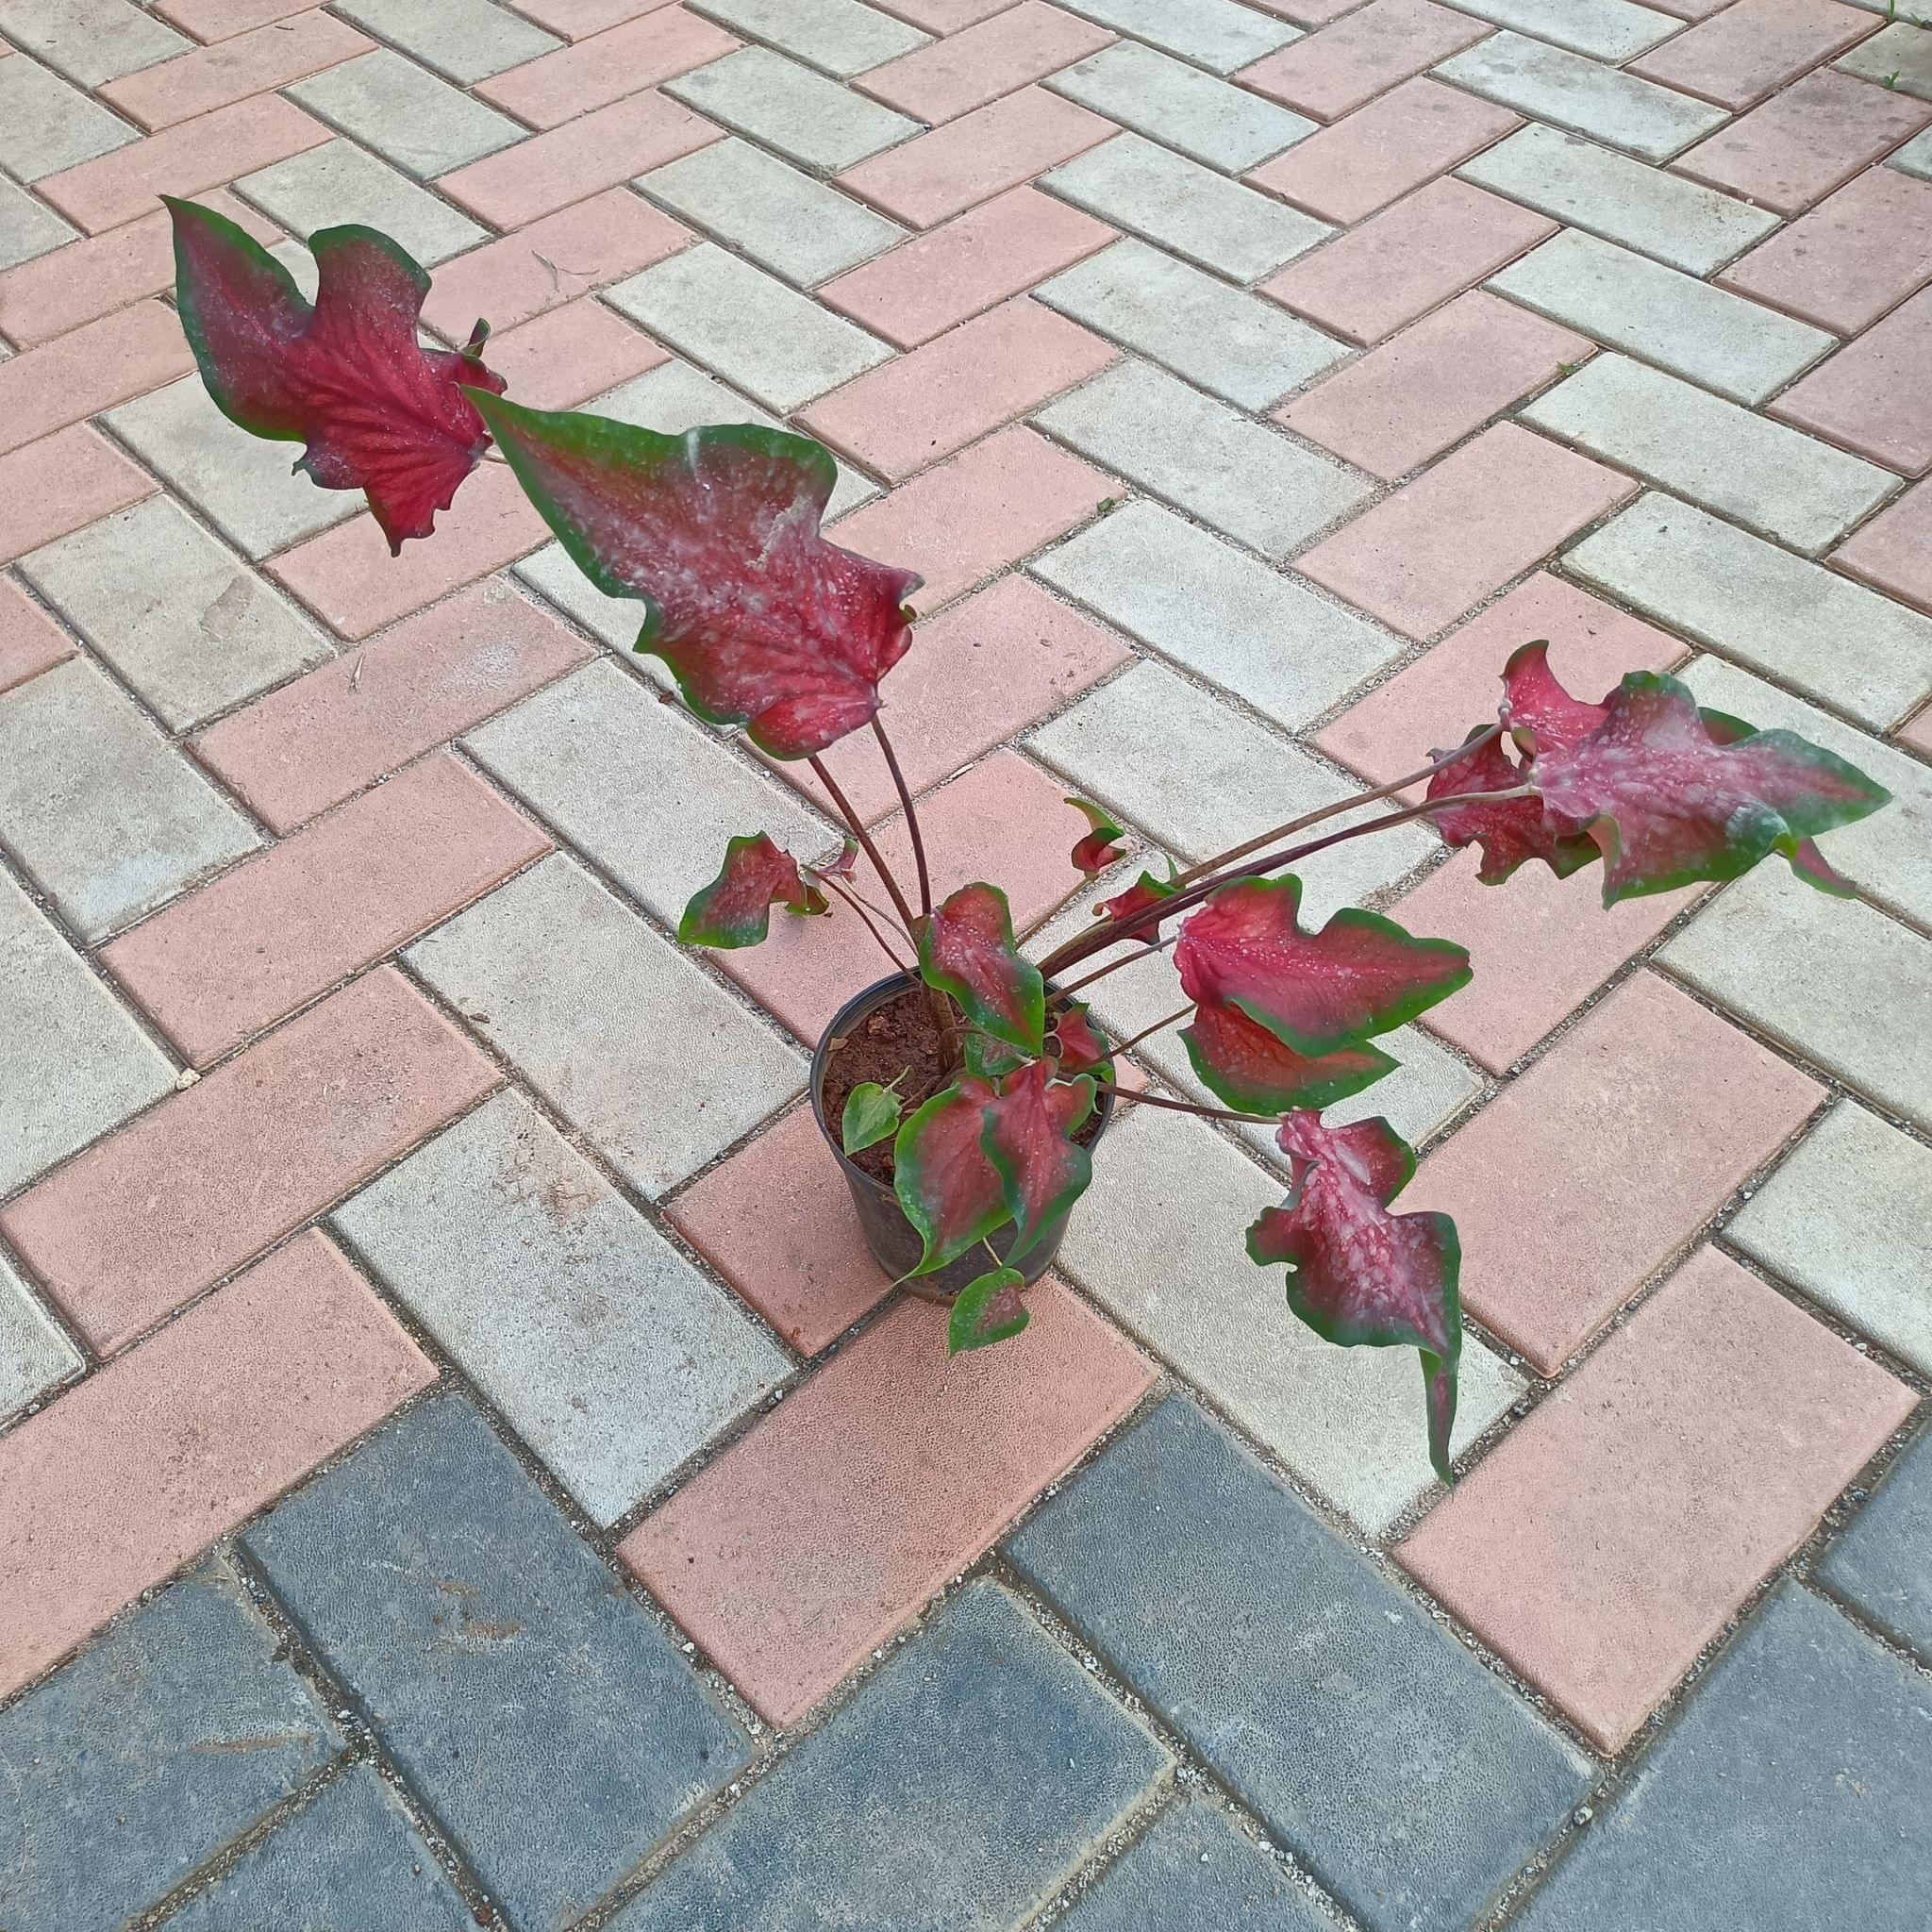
<box><xmin>3</xmin><ymin>8</ymin><xmax>1930</xmax><ymax>1926</ymax></box>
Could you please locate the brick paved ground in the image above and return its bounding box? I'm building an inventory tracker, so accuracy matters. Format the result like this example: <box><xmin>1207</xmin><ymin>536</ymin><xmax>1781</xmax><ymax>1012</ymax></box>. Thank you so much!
<box><xmin>2</xmin><ymin>1</ymin><xmax>1930</xmax><ymax>1926</ymax></box>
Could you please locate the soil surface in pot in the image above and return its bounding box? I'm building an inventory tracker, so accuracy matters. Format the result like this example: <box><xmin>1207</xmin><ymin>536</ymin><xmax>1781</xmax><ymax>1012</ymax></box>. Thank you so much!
<box><xmin>821</xmin><ymin>983</ymin><xmax>1105</xmax><ymax>1186</ymax></box>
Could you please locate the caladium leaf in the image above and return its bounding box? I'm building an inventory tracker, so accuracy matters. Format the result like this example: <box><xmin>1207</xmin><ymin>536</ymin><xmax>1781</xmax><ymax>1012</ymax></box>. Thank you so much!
<box><xmin>1500</xmin><ymin>640</ymin><xmax>1607</xmax><ymax>753</ymax></box>
<box><xmin>1066</xmin><ymin>797</ymin><xmax>1127</xmax><ymax>875</ymax></box>
<box><xmin>1050</xmin><ymin>1000</ymin><xmax>1112</xmax><ymax>1080</ymax></box>
<box><xmin>841</xmin><ymin>1079</ymin><xmax>903</xmax><ymax>1157</ymax></box>
<box><xmin>1094</xmin><ymin>867</ymin><xmax>1178</xmax><ymax>943</ymax></box>
<box><xmin>917</xmin><ymin>883</ymin><xmax>1045</xmax><ymax>1056</ymax></box>
<box><xmin>1247</xmin><ymin>1111</ymin><xmax>1461</xmax><ymax>1485</ymax></box>
<box><xmin>809</xmin><ymin>837</ymin><xmax>860</xmax><ymax>885</ymax></box>
<box><xmin>1424</xmin><ymin>728</ymin><xmax>1598</xmax><ymax>886</ymax></box>
<box><xmin>466</xmin><ymin>391</ymin><xmax>920</xmax><ymax>759</ymax></box>
<box><xmin>982</xmin><ymin>1061</ymin><xmax>1095</xmax><ymax>1262</ymax></box>
<box><xmin>948</xmin><ymin>1266</ymin><xmax>1029</xmax><ymax>1354</ymax></box>
<box><xmin>1696</xmin><ymin>708</ymin><xmax>1857</xmax><ymax>899</ymax></box>
<box><xmin>167</xmin><ymin>197</ymin><xmax>504</xmax><ymax>554</ymax></box>
<box><xmin>963</xmin><ymin>1032</ymin><xmax>1029</xmax><ymax>1080</ymax></box>
<box><xmin>1182</xmin><ymin>997</ymin><xmax>1395</xmax><ymax>1115</ymax></box>
<box><xmin>1175</xmin><ymin>874</ymin><xmax>1470</xmax><ymax>1058</ymax></box>
<box><xmin>894</xmin><ymin>1076</ymin><xmax>1008</xmax><ymax>1275</ymax></box>
<box><xmin>678</xmin><ymin>832</ymin><xmax>828</xmax><ymax>947</ymax></box>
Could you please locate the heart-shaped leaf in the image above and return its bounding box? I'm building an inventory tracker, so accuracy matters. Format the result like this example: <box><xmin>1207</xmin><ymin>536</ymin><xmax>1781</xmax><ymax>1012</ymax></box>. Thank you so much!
<box><xmin>1175</xmin><ymin>874</ymin><xmax>1470</xmax><ymax>1058</ymax></box>
<box><xmin>982</xmin><ymin>1061</ymin><xmax>1095</xmax><ymax>1262</ymax></box>
<box><xmin>948</xmin><ymin>1266</ymin><xmax>1028</xmax><ymax>1354</ymax></box>
<box><xmin>1181</xmin><ymin>997</ymin><xmax>1395</xmax><ymax>1114</ymax></box>
<box><xmin>1066</xmin><ymin>797</ymin><xmax>1126</xmax><ymax>875</ymax></box>
<box><xmin>168</xmin><ymin>198</ymin><xmax>504</xmax><ymax>554</ymax></box>
<box><xmin>894</xmin><ymin>1076</ymin><xmax>1008</xmax><ymax>1275</ymax></box>
<box><xmin>1049</xmin><ymin>1000</ymin><xmax>1112</xmax><ymax>1079</ymax></box>
<box><xmin>467</xmin><ymin>391</ymin><xmax>920</xmax><ymax>759</ymax></box>
<box><xmin>841</xmin><ymin>1079</ymin><xmax>904</xmax><ymax>1157</ymax></box>
<box><xmin>1247</xmin><ymin>1112</ymin><xmax>1461</xmax><ymax>1484</ymax></box>
<box><xmin>679</xmin><ymin>832</ymin><xmax>828</xmax><ymax>947</ymax></box>
<box><xmin>917</xmin><ymin>883</ymin><xmax>1045</xmax><ymax>1056</ymax></box>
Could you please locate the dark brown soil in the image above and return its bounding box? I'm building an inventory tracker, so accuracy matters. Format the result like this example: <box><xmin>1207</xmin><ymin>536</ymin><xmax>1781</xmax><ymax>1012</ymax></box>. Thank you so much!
<box><xmin>820</xmin><ymin>984</ymin><xmax>1108</xmax><ymax>1186</ymax></box>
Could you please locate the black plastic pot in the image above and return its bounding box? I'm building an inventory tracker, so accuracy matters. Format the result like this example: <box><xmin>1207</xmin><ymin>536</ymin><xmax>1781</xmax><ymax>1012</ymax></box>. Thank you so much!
<box><xmin>809</xmin><ymin>972</ymin><xmax>1115</xmax><ymax>1302</ymax></box>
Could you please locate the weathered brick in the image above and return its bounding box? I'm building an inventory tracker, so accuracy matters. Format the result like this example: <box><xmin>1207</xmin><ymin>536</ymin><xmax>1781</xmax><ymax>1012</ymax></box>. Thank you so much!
<box><xmin>858</xmin><ymin>0</ymin><xmax>1114</xmax><ymax>122</ymax></box>
<box><xmin>689</xmin><ymin>0</ymin><xmax>928</xmax><ymax>77</ymax></box>
<box><xmin>1451</xmin><ymin>0</ymin><xmax>1676</xmax><ymax>58</ymax></box>
<box><xmin>96</xmin><ymin>10</ymin><xmax>373</xmax><ymax>129</ymax></box>
<box><xmin>237</xmin><ymin>137</ymin><xmax>485</xmax><ymax>268</ymax></box>
<box><xmin>0</xmin><ymin>47</ymin><xmax>139</xmax><ymax>182</ymax></box>
<box><xmin>0</xmin><ymin>297</ymin><xmax>192</xmax><ymax>457</ymax></box>
<box><xmin>1240</xmin><ymin>0</ymin><xmax>1492</xmax><ymax>123</ymax></box>
<box><xmin>1816</xmin><ymin>1426</ymin><xmax>1932</xmax><ymax>1659</ymax></box>
<box><xmin>288</xmin><ymin>46</ymin><xmax>525</xmax><ymax>179</ymax></box>
<box><xmin>0</xmin><ymin>424</ymin><xmax>155</xmax><ymax>566</ymax></box>
<box><xmin>664</xmin><ymin>44</ymin><xmax>917</xmax><ymax>169</ymax></box>
<box><xmin>475</xmin><ymin>5</ymin><xmax>738</xmax><ymax>125</ymax></box>
<box><xmin>331</xmin><ymin>0</ymin><xmax>559</xmax><ymax>83</ymax></box>
<box><xmin>0</xmin><ymin>1253</ymin><xmax>79</xmax><ymax>1424</ymax></box>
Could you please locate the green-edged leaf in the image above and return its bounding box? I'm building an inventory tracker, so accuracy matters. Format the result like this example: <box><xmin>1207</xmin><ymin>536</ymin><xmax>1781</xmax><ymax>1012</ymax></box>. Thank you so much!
<box><xmin>893</xmin><ymin>1076</ymin><xmax>1008</xmax><ymax>1274</ymax></box>
<box><xmin>1247</xmin><ymin>1111</ymin><xmax>1461</xmax><ymax>1484</ymax></box>
<box><xmin>1094</xmin><ymin>866</ymin><xmax>1179</xmax><ymax>942</ymax></box>
<box><xmin>1181</xmin><ymin>998</ymin><xmax>1395</xmax><ymax>1114</ymax></box>
<box><xmin>963</xmin><ymin>1032</ymin><xmax>1029</xmax><ymax>1080</ymax></box>
<box><xmin>1698</xmin><ymin>708</ymin><xmax>1858</xmax><ymax>898</ymax></box>
<box><xmin>948</xmin><ymin>1266</ymin><xmax>1029</xmax><ymax>1354</ymax></box>
<box><xmin>1050</xmin><ymin>1000</ymin><xmax>1113</xmax><ymax>1080</ymax></box>
<box><xmin>678</xmin><ymin>832</ymin><xmax>827</xmax><ymax>947</ymax></box>
<box><xmin>841</xmin><ymin>1079</ymin><xmax>903</xmax><ymax>1157</ymax></box>
<box><xmin>917</xmin><ymin>882</ymin><xmax>1045</xmax><ymax>1055</ymax></box>
<box><xmin>981</xmin><ymin>1061</ymin><xmax>1095</xmax><ymax>1262</ymax></box>
<box><xmin>1066</xmin><ymin>797</ymin><xmax>1126</xmax><ymax>874</ymax></box>
<box><xmin>1424</xmin><ymin>727</ymin><xmax>1600</xmax><ymax>886</ymax></box>
<box><xmin>466</xmin><ymin>391</ymin><xmax>921</xmax><ymax>759</ymax></box>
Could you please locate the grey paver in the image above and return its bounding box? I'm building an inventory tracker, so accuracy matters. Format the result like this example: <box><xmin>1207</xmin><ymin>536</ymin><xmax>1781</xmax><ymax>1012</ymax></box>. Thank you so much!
<box><xmin>464</xmin><ymin>656</ymin><xmax>833</xmax><ymax>925</ymax></box>
<box><xmin>0</xmin><ymin>658</ymin><xmax>258</xmax><ymax>941</ymax></box>
<box><xmin>1437</xmin><ymin>31</ymin><xmax>1726</xmax><ymax>163</ymax></box>
<box><xmin>0</xmin><ymin>1250</ymin><xmax>80</xmax><ymax>1422</ymax></box>
<box><xmin>1037</xmin><ymin>238</ymin><xmax>1347</xmax><ymax>409</ymax></box>
<box><xmin>1008</xmin><ymin>1399</ymin><xmax>1587</xmax><ymax>1932</ymax></box>
<box><xmin>1029</xmin><ymin>658</ymin><xmax>1437</xmax><ymax>900</ymax></box>
<box><xmin>1516</xmin><ymin>1585</ymin><xmax>1932</xmax><ymax>1931</ymax></box>
<box><xmin>640</xmin><ymin>136</ymin><xmax>905</xmax><ymax>287</ymax></box>
<box><xmin>1445</xmin><ymin>0</ymin><xmax>1677</xmax><ymax>59</ymax></box>
<box><xmin>1726</xmin><ymin>1101</ymin><xmax>1932</xmax><ymax>1376</ymax></box>
<box><xmin>329</xmin><ymin>0</ymin><xmax>559</xmax><ymax>85</ymax></box>
<box><xmin>1043</xmin><ymin>131</ymin><xmax>1330</xmax><ymax>282</ymax></box>
<box><xmin>515</xmin><ymin>541</ymin><xmax>668</xmax><ymax>659</ymax></box>
<box><xmin>1678</xmin><ymin>656</ymin><xmax>1932</xmax><ymax>929</ymax></box>
<box><xmin>665</xmin><ymin>46</ymin><xmax>919</xmax><ymax>172</ymax></box>
<box><xmin>1048</xmin><ymin>41</ymin><xmax>1313</xmax><ymax>174</ymax></box>
<box><xmin>1817</xmin><ymin>1427</ymin><xmax>1932</xmax><ymax>1660</ymax></box>
<box><xmin>1058</xmin><ymin>1798</ymin><xmax>1326</xmax><ymax>1930</ymax></box>
<box><xmin>1890</xmin><ymin>124</ymin><xmax>1932</xmax><ymax>178</ymax></box>
<box><xmin>332</xmin><ymin>1091</ymin><xmax>791</xmax><ymax>1524</ymax></box>
<box><xmin>107</xmin><ymin>377</ymin><xmax>363</xmax><ymax>560</ymax></box>
<box><xmin>1051</xmin><ymin>1108</ymin><xmax>1522</xmax><ymax>1532</ymax></box>
<box><xmin>0</xmin><ymin>49</ymin><xmax>138</xmax><ymax>181</ymax></box>
<box><xmin>1850</xmin><ymin>0</ymin><xmax>1932</xmax><ymax>21</ymax></box>
<box><xmin>0</xmin><ymin>1557</ymin><xmax>339</xmax><ymax>1932</ymax></box>
<box><xmin>610</xmin><ymin>1580</ymin><xmax>1171</xmax><ymax>1932</ymax></box>
<box><xmin>1565</xmin><ymin>492</ymin><xmax>1932</xmax><ymax>728</ymax></box>
<box><xmin>1034</xmin><ymin>359</ymin><xmax>1371</xmax><ymax>559</ymax></box>
<box><xmin>1057</xmin><ymin>0</ymin><xmax>1298</xmax><ymax>74</ymax></box>
<box><xmin>604</xmin><ymin>241</ymin><xmax>891</xmax><ymax>411</ymax></box>
<box><xmin>20</xmin><ymin>497</ymin><xmax>332</xmax><ymax>728</ymax></box>
<box><xmin>161</xmin><ymin>1764</ymin><xmax>473</xmax><ymax>1932</ymax></box>
<box><xmin>689</xmin><ymin>0</ymin><xmax>928</xmax><ymax>77</ymax></box>
<box><xmin>287</xmin><ymin>48</ymin><xmax>525</xmax><ymax>181</ymax></box>
<box><xmin>0</xmin><ymin>171</ymin><xmax>76</xmax><ymax>273</ymax></box>
<box><xmin>1487</xmin><ymin>227</ymin><xmax>1836</xmax><ymax>406</ymax></box>
<box><xmin>0</xmin><ymin>863</ymin><xmax>174</xmax><ymax>1196</ymax></box>
<box><xmin>242</xmin><ymin>1394</ymin><xmax>751</xmax><ymax>1932</ymax></box>
<box><xmin>1522</xmin><ymin>354</ymin><xmax>1899</xmax><ymax>556</ymax></box>
<box><xmin>405</xmin><ymin>853</ymin><xmax>807</xmax><ymax>1195</ymax></box>
<box><xmin>235</xmin><ymin>139</ymin><xmax>485</xmax><ymax>270</ymax></box>
<box><xmin>1460</xmin><ymin>123</ymin><xmax>1779</xmax><ymax>275</ymax></box>
<box><xmin>1838</xmin><ymin>21</ymin><xmax>1932</xmax><ymax>103</ymax></box>
<box><xmin>1031</xmin><ymin>499</ymin><xmax>1398</xmax><ymax>726</ymax></box>
<box><xmin>1658</xmin><ymin>866</ymin><xmax>1932</xmax><ymax>1130</ymax></box>
<box><xmin>0</xmin><ymin>0</ymin><xmax>187</xmax><ymax>89</ymax></box>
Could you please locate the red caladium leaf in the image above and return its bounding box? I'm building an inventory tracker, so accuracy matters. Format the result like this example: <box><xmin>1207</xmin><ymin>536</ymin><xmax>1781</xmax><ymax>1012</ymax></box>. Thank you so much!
<box><xmin>917</xmin><ymin>883</ymin><xmax>1045</xmax><ymax>1056</ymax></box>
<box><xmin>466</xmin><ymin>391</ymin><xmax>920</xmax><ymax>759</ymax></box>
<box><xmin>948</xmin><ymin>1267</ymin><xmax>1029</xmax><ymax>1354</ymax></box>
<box><xmin>1500</xmin><ymin>640</ymin><xmax>1607</xmax><ymax>753</ymax></box>
<box><xmin>1066</xmin><ymin>797</ymin><xmax>1127</xmax><ymax>875</ymax></box>
<box><xmin>678</xmin><ymin>832</ymin><xmax>828</xmax><ymax>946</ymax></box>
<box><xmin>1695</xmin><ymin>708</ymin><xmax>1857</xmax><ymax>899</ymax></box>
<box><xmin>1182</xmin><ymin>997</ymin><xmax>1395</xmax><ymax>1115</ymax></box>
<box><xmin>1175</xmin><ymin>874</ymin><xmax>1470</xmax><ymax>1058</ymax></box>
<box><xmin>1093</xmin><ymin>867</ymin><xmax>1180</xmax><ymax>945</ymax></box>
<box><xmin>1049</xmin><ymin>1000</ymin><xmax>1112</xmax><ymax>1079</ymax></box>
<box><xmin>982</xmin><ymin>1061</ymin><xmax>1096</xmax><ymax>1262</ymax></box>
<box><xmin>1247</xmin><ymin>1112</ymin><xmax>1461</xmax><ymax>1484</ymax></box>
<box><xmin>1424</xmin><ymin>729</ymin><xmax>1599</xmax><ymax>886</ymax></box>
<box><xmin>167</xmin><ymin>197</ymin><xmax>504</xmax><ymax>555</ymax></box>
<box><xmin>894</xmin><ymin>1076</ymin><xmax>1008</xmax><ymax>1275</ymax></box>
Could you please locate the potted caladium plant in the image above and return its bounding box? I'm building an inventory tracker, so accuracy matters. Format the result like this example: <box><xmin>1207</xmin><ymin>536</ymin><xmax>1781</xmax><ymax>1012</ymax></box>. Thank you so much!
<box><xmin>166</xmin><ymin>202</ymin><xmax>1891</xmax><ymax>1483</ymax></box>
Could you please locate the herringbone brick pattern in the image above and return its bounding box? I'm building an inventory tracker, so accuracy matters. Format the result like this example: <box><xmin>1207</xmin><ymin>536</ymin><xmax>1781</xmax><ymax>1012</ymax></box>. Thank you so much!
<box><xmin>1</xmin><ymin>2</ymin><xmax>1929</xmax><ymax>1926</ymax></box>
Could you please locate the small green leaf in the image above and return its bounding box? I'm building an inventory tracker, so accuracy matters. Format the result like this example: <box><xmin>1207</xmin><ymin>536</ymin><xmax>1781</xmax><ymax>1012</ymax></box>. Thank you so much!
<box><xmin>948</xmin><ymin>1267</ymin><xmax>1029</xmax><ymax>1354</ymax></box>
<box><xmin>841</xmin><ymin>1078</ymin><xmax>903</xmax><ymax>1157</ymax></box>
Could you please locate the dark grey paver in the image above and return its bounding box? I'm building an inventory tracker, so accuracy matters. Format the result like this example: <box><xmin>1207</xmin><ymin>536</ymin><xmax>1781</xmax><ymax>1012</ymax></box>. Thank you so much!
<box><xmin>1005</xmin><ymin>1398</ymin><xmax>1591</xmax><ymax>1932</ymax></box>
<box><xmin>1518</xmin><ymin>1584</ymin><xmax>1932</xmax><ymax>1931</ymax></box>
<box><xmin>240</xmin><ymin>1394</ymin><xmax>749</xmax><ymax>1932</ymax></box>
<box><xmin>610</xmin><ymin>1580</ymin><xmax>1172</xmax><ymax>1932</ymax></box>
<box><xmin>162</xmin><ymin>1761</ymin><xmax>472</xmax><ymax>1932</ymax></box>
<box><xmin>1058</xmin><ymin>1797</ymin><xmax>1331</xmax><ymax>1931</ymax></box>
<box><xmin>0</xmin><ymin>1557</ymin><xmax>338</xmax><ymax>1932</ymax></box>
<box><xmin>1816</xmin><ymin>1426</ymin><xmax>1932</xmax><ymax>1662</ymax></box>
